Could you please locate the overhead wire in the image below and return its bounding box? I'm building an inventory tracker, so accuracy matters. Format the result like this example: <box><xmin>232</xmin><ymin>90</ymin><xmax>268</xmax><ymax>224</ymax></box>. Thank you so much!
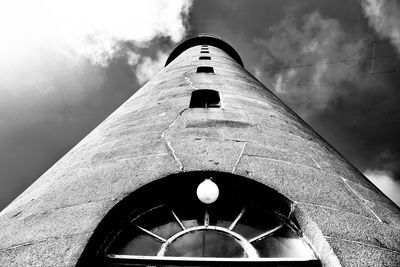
<box><xmin>265</xmin><ymin>40</ymin><xmax>398</xmax><ymax>75</ymax></box>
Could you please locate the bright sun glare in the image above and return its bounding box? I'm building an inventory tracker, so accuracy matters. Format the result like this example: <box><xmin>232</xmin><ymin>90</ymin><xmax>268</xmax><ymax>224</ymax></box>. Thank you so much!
<box><xmin>0</xmin><ymin>0</ymin><xmax>190</xmax><ymax>68</ymax></box>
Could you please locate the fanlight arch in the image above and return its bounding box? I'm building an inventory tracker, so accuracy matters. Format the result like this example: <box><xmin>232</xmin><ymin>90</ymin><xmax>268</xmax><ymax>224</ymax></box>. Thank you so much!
<box><xmin>78</xmin><ymin>172</ymin><xmax>321</xmax><ymax>266</ymax></box>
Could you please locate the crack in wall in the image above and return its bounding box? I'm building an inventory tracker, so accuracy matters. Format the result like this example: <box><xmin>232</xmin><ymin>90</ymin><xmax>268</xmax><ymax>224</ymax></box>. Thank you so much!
<box><xmin>232</xmin><ymin>142</ymin><xmax>247</xmax><ymax>173</ymax></box>
<box><xmin>295</xmin><ymin>201</ymin><xmax>386</xmax><ymax>223</ymax></box>
<box><xmin>256</xmin><ymin>124</ymin><xmax>262</xmax><ymax>133</ymax></box>
<box><xmin>243</xmin><ymin>109</ymin><xmax>263</xmax><ymax>134</ymax></box>
<box><xmin>220</xmin><ymin>129</ymin><xmax>224</xmax><ymax>140</ymax></box>
<box><xmin>164</xmin><ymin>139</ymin><xmax>184</xmax><ymax>171</ymax></box>
<box><xmin>184</xmin><ymin>76</ymin><xmax>198</xmax><ymax>90</ymax></box>
<box><xmin>160</xmin><ymin>109</ymin><xmax>187</xmax><ymax>171</ymax></box>
<box><xmin>238</xmin><ymin>153</ymin><xmax>384</xmax><ymax>223</ymax></box>
<box><xmin>240</xmin><ymin>153</ymin><xmax>325</xmax><ymax>172</ymax></box>
<box><xmin>324</xmin><ymin>236</ymin><xmax>400</xmax><ymax>255</ymax></box>
<box><xmin>0</xmin><ymin>231</ymin><xmax>93</xmax><ymax>252</ymax></box>
<box><xmin>308</xmin><ymin>154</ymin><xmax>323</xmax><ymax>171</ymax></box>
<box><xmin>342</xmin><ymin>178</ymin><xmax>383</xmax><ymax>223</ymax></box>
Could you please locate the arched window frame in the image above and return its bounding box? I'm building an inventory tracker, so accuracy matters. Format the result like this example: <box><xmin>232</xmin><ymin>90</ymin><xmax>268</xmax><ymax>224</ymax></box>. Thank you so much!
<box><xmin>77</xmin><ymin>172</ymin><xmax>321</xmax><ymax>267</ymax></box>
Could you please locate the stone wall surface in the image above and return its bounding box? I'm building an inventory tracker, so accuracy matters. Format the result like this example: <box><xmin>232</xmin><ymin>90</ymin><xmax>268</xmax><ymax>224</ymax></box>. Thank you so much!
<box><xmin>0</xmin><ymin>37</ymin><xmax>399</xmax><ymax>266</ymax></box>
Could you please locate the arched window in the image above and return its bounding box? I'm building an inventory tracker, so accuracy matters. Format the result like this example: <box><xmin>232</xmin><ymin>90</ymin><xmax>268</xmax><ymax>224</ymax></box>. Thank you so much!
<box><xmin>78</xmin><ymin>172</ymin><xmax>320</xmax><ymax>266</ymax></box>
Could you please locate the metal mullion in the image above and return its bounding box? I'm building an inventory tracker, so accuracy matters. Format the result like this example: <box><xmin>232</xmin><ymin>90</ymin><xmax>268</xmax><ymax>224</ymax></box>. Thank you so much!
<box><xmin>249</xmin><ymin>224</ymin><xmax>283</xmax><ymax>243</ymax></box>
<box><xmin>171</xmin><ymin>209</ymin><xmax>185</xmax><ymax>230</ymax></box>
<box><xmin>134</xmin><ymin>224</ymin><xmax>166</xmax><ymax>243</ymax></box>
<box><xmin>229</xmin><ymin>206</ymin><xmax>246</xmax><ymax>231</ymax></box>
<box><xmin>204</xmin><ymin>210</ymin><xmax>210</xmax><ymax>226</ymax></box>
<box><xmin>105</xmin><ymin>254</ymin><xmax>321</xmax><ymax>266</ymax></box>
<box><xmin>157</xmin><ymin>225</ymin><xmax>258</xmax><ymax>258</ymax></box>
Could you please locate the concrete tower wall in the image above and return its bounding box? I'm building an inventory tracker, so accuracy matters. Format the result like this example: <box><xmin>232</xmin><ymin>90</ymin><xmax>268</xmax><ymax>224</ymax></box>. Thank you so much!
<box><xmin>0</xmin><ymin>36</ymin><xmax>399</xmax><ymax>266</ymax></box>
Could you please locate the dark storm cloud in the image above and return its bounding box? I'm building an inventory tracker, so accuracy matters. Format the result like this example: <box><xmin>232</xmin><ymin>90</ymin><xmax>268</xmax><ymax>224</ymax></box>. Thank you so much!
<box><xmin>247</xmin><ymin>1</ymin><xmax>400</xmax><ymax>184</ymax></box>
<box><xmin>253</xmin><ymin>12</ymin><xmax>368</xmax><ymax>112</ymax></box>
<box><xmin>188</xmin><ymin>0</ymin><xmax>400</xmax><ymax>204</ymax></box>
<box><xmin>0</xmin><ymin>55</ymin><xmax>137</xmax><ymax>208</ymax></box>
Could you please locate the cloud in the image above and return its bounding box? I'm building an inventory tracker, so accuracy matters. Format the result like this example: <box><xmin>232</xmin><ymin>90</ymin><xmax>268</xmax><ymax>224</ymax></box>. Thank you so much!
<box><xmin>127</xmin><ymin>51</ymin><xmax>140</xmax><ymax>67</ymax></box>
<box><xmin>0</xmin><ymin>1</ymin><xmax>194</xmax><ymax>210</ymax></box>
<box><xmin>135</xmin><ymin>51</ymin><xmax>169</xmax><ymax>84</ymax></box>
<box><xmin>360</xmin><ymin>0</ymin><xmax>400</xmax><ymax>53</ymax></box>
<box><xmin>254</xmin><ymin>12</ymin><xmax>371</xmax><ymax>116</ymax></box>
<box><xmin>0</xmin><ymin>0</ymin><xmax>192</xmax><ymax>64</ymax></box>
<box><xmin>0</xmin><ymin>0</ymin><xmax>193</xmax><ymax>73</ymax></box>
<box><xmin>364</xmin><ymin>169</ymin><xmax>400</xmax><ymax>206</ymax></box>
<box><xmin>0</xmin><ymin>0</ymin><xmax>193</xmax><ymax>110</ymax></box>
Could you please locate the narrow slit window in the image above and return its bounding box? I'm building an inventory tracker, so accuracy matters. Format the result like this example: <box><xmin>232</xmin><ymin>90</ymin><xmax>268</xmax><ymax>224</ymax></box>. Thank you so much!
<box><xmin>189</xmin><ymin>89</ymin><xmax>220</xmax><ymax>108</ymax></box>
<box><xmin>196</xmin><ymin>66</ymin><xmax>214</xmax><ymax>74</ymax></box>
<box><xmin>200</xmin><ymin>51</ymin><xmax>209</xmax><ymax>53</ymax></box>
<box><xmin>199</xmin><ymin>56</ymin><xmax>211</xmax><ymax>60</ymax></box>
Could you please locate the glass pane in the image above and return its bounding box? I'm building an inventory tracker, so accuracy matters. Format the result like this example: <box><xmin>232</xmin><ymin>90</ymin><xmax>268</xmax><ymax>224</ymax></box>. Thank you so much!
<box><xmin>182</xmin><ymin>219</ymin><xmax>199</xmax><ymax>228</ymax></box>
<box><xmin>108</xmin><ymin>232</ymin><xmax>160</xmax><ymax>256</ymax></box>
<box><xmin>234</xmin><ymin>223</ymin><xmax>264</xmax><ymax>240</ymax></box>
<box><xmin>253</xmin><ymin>226</ymin><xmax>316</xmax><ymax>258</ymax></box>
<box><xmin>136</xmin><ymin>207</ymin><xmax>181</xmax><ymax>239</ymax></box>
<box><xmin>215</xmin><ymin>219</ymin><xmax>231</xmax><ymax>228</ymax></box>
<box><xmin>151</xmin><ymin>222</ymin><xmax>182</xmax><ymax>240</ymax></box>
<box><xmin>173</xmin><ymin>204</ymin><xmax>203</xmax><ymax>228</ymax></box>
<box><xmin>215</xmin><ymin>205</ymin><xmax>243</xmax><ymax>228</ymax></box>
<box><xmin>235</xmin><ymin>206</ymin><xmax>282</xmax><ymax>239</ymax></box>
<box><xmin>165</xmin><ymin>230</ymin><xmax>246</xmax><ymax>258</ymax></box>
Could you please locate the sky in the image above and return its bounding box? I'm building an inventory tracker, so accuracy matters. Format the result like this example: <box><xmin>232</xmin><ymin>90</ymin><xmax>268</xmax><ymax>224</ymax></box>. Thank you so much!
<box><xmin>0</xmin><ymin>0</ymin><xmax>399</xmax><ymax>209</ymax></box>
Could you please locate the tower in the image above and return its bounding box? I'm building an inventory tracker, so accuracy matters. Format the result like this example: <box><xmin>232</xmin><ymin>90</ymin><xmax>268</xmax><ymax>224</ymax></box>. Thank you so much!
<box><xmin>0</xmin><ymin>35</ymin><xmax>399</xmax><ymax>266</ymax></box>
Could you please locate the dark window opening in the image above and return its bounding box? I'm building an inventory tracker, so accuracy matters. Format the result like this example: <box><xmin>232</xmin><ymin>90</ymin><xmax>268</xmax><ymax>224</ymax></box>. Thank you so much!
<box><xmin>189</xmin><ymin>89</ymin><xmax>220</xmax><ymax>108</ymax></box>
<box><xmin>197</xmin><ymin>66</ymin><xmax>214</xmax><ymax>74</ymax></box>
<box><xmin>199</xmin><ymin>56</ymin><xmax>211</xmax><ymax>60</ymax></box>
<box><xmin>200</xmin><ymin>51</ymin><xmax>209</xmax><ymax>53</ymax></box>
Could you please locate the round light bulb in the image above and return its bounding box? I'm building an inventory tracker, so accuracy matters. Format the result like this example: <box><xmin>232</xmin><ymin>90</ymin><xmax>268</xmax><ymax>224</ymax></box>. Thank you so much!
<box><xmin>196</xmin><ymin>179</ymin><xmax>219</xmax><ymax>204</ymax></box>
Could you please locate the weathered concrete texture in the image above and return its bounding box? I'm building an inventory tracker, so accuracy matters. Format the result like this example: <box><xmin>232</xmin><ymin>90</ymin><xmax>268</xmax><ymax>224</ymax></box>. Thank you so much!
<box><xmin>0</xmin><ymin>36</ymin><xmax>399</xmax><ymax>266</ymax></box>
<box><xmin>326</xmin><ymin>237</ymin><xmax>400</xmax><ymax>267</ymax></box>
<box><xmin>243</xmin><ymin>142</ymin><xmax>320</xmax><ymax>169</ymax></box>
<box><xmin>3</xmin><ymin>154</ymin><xmax>179</xmax><ymax>219</ymax></box>
<box><xmin>300</xmin><ymin>203</ymin><xmax>400</xmax><ymax>253</ymax></box>
<box><xmin>170</xmin><ymin>138</ymin><xmax>246</xmax><ymax>172</ymax></box>
<box><xmin>0</xmin><ymin>233</ymin><xmax>91</xmax><ymax>267</ymax></box>
<box><xmin>235</xmin><ymin>155</ymin><xmax>375</xmax><ymax>218</ymax></box>
<box><xmin>364</xmin><ymin>200</ymin><xmax>400</xmax><ymax>227</ymax></box>
<box><xmin>0</xmin><ymin>200</ymin><xmax>118</xmax><ymax>250</ymax></box>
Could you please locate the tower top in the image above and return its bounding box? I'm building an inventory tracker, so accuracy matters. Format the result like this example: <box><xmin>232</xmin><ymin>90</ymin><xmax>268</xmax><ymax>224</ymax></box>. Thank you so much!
<box><xmin>165</xmin><ymin>34</ymin><xmax>244</xmax><ymax>67</ymax></box>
